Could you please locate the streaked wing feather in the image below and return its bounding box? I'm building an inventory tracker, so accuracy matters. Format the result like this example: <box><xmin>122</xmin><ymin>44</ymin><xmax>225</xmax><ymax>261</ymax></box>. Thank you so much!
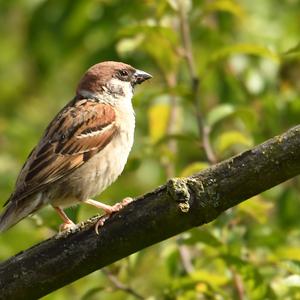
<box><xmin>10</xmin><ymin>99</ymin><xmax>117</xmax><ymax>203</ymax></box>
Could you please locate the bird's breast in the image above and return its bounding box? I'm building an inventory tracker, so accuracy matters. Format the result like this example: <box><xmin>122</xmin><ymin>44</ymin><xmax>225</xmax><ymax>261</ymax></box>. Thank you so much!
<box><xmin>67</xmin><ymin>107</ymin><xmax>135</xmax><ymax>201</ymax></box>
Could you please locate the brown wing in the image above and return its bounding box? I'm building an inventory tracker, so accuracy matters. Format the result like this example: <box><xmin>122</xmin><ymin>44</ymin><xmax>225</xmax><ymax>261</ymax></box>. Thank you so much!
<box><xmin>8</xmin><ymin>99</ymin><xmax>117</xmax><ymax>204</ymax></box>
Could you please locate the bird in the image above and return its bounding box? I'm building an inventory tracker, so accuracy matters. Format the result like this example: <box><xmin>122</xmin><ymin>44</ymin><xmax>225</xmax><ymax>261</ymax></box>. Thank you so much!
<box><xmin>0</xmin><ymin>61</ymin><xmax>152</xmax><ymax>233</ymax></box>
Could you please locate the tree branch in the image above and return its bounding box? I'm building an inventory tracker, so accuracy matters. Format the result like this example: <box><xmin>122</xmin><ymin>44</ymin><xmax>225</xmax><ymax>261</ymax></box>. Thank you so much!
<box><xmin>1</xmin><ymin>125</ymin><xmax>300</xmax><ymax>299</ymax></box>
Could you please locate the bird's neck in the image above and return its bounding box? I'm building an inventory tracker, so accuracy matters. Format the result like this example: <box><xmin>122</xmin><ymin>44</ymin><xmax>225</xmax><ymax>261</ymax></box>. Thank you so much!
<box><xmin>77</xmin><ymin>79</ymin><xmax>134</xmax><ymax>107</ymax></box>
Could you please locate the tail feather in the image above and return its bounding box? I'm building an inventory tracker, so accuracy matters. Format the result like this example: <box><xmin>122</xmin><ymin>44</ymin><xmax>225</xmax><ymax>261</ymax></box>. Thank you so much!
<box><xmin>0</xmin><ymin>202</ymin><xmax>23</xmax><ymax>232</ymax></box>
<box><xmin>0</xmin><ymin>194</ymin><xmax>43</xmax><ymax>232</ymax></box>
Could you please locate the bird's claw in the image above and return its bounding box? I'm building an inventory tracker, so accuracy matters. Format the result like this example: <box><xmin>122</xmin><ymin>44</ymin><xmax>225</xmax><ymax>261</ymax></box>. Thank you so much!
<box><xmin>95</xmin><ymin>197</ymin><xmax>133</xmax><ymax>235</ymax></box>
<box><xmin>59</xmin><ymin>221</ymin><xmax>76</xmax><ymax>232</ymax></box>
<box><xmin>95</xmin><ymin>214</ymin><xmax>110</xmax><ymax>235</ymax></box>
<box><xmin>121</xmin><ymin>197</ymin><xmax>133</xmax><ymax>206</ymax></box>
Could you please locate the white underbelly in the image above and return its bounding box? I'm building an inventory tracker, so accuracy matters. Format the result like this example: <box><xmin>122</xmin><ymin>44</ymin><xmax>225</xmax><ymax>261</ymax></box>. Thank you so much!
<box><xmin>80</xmin><ymin>132</ymin><xmax>133</xmax><ymax>196</ymax></box>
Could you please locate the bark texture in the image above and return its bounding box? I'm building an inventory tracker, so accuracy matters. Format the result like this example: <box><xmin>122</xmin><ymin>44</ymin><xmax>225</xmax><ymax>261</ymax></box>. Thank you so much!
<box><xmin>1</xmin><ymin>125</ymin><xmax>300</xmax><ymax>299</ymax></box>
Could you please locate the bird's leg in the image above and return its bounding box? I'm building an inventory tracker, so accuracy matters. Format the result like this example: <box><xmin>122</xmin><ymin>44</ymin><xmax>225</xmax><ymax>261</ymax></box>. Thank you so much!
<box><xmin>84</xmin><ymin>198</ymin><xmax>133</xmax><ymax>234</ymax></box>
<box><xmin>84</xmin><ymin>199</ymin><xmax>123</xmax><ymax>214</ymax></box>
<box><xmin>53</xmin><ymin>206</ymin><xmax>76</xmax><ymax>232</ymax></box>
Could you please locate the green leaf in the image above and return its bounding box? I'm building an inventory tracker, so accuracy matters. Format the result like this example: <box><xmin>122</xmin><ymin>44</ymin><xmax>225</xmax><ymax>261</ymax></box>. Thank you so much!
<box><xmin>234</xmin><ymin>107</ymin><xmax>258</xmax><ymax>130</ymax></box>
<box><xmin>116</xmin><ymin>35</ymin><xmax>144</xmax><ymax>56</ymax></box>
<box><xmin>207</xmin><ymin>104</ymin><xmax>235</xmax><ymax>127</ymax></box>
<box><xmin>181</xmin><ymin>229</ymin><xmax>223</xmax><ymax>247</ymax></box>
<box><xmin>207</xmin><ymin>105</ymin><xmax>258</xmax><ymax>130</ymax></box>
<box><xmin>118</xmin><ymin>24</ymin><xmax>180</xmax><ymax>72</ymax></box>
<box><xmin>204</xmin><ymin>0</ymin><xmax>245</xmax><ymax>18</ymax></box>
<box><xmin>276</xmin><ymin>247</ymin><xmax>300</xmax><ymax>261</ymax></box>
<box><xmin>238</xmin><ymin>196</ymin><xmax>273</xmax><ymax>224</ymax></box>
<box><xmin>81</xmin><ymin>287</ymin><xmax>104</xmax><ymax>300</ymax></box>
<box><xmin>191</xmin><ymin>270</ymin><xmax>229</xmax><ymax>287</ymax></box>
<box><xmin>281</xmin><ymin>260</ymin><xmax>300</xmax><ymax>275</ymax></box>
<box><xmin>119</xmin><ymin>25</ymin><xmax>178</xmax><ymax>44</ymax></box>
<box><xmin>210</xmin><ymin>44</ymin><xmax>280</xmax><ymax>63</ymax></box>
<box><xmin>180</xmin><ymin>162</ymin><xmax>209</xmax><ymax>177</ymax></box>
<box><xmin>216</xmin><ymin>130</ymin><xmax>253</xmax><ymax>153</ymax></box>
<box><xmin>170</xmin><ymin>271</ymin><xmax>228</xmax><ymax>294</ymax></box>
<box><xmin>282</xmin><ymin>42</ymin><xmax>300</xmax><ymax>58</ymax></box>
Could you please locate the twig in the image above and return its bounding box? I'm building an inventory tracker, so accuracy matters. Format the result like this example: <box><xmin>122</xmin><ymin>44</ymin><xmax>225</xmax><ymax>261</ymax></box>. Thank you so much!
<box><xmin>162</xmin><ymin>72</ymin><xmax>178</xmax><ymax>178</ymax></box>
<box><xmin>231</xmin><ymin>267</ymin><xmax>245</xmax><ymax>300</ymax></box>
<box><xmin>177</xmin><ymin>241</ymin><xmax>194</xmax><ymax>274</ymax></box>
<box><xmin>102</xmin><ymin>268</ymin><xmax>145</xmax><ymax>300</ymax></box>
<box><xmin>177</xmin><ymin>1</ymin><xmax>217</xmax><ymax>164</ymax></box>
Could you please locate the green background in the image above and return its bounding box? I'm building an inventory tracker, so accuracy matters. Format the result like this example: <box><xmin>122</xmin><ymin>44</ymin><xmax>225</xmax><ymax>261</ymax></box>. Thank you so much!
<box><xmin>1</xmin><ymin>0</ymin><xmax>300</xmax><ymax>299</ymax></box>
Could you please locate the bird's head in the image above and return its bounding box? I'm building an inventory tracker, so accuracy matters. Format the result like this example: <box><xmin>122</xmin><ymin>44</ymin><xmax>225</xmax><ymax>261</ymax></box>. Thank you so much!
<box><xmin>76</xmin><ymin>61</ymin><xmax>152</xmax><ymax>103</ymax></box>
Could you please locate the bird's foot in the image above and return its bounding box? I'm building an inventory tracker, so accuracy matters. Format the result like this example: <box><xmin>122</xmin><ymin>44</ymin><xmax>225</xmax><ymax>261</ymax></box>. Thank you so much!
<box><xmin>101</xmin><ymin>197</ymin><xmax>133</xmax><ymax>214</ymax></box>
<box><xmin>53</xmin><ymin>206</ymin><xmax>77</xmax><ymax>233</ymax></box>
<box><xmin>95</xmin><ymin>197</ymin><xmax>133</xmax><ymax>234</ymax></box>
<box><xmin>59</xmin><ymin>220</ymin><xmax>76</xmax><ymax>232</ymax></box>
<box><xmin>121</xmin><ymin>197</ymin><xmax>133</xmax><ymax>206</ymax></box>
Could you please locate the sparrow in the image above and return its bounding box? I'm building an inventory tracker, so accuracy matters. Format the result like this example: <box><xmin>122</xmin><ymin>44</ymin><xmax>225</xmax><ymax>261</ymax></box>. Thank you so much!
<box><xmin>0</xmin><ymin>61</ymin><xmax>152</xmax><ymax>233</ymax></box>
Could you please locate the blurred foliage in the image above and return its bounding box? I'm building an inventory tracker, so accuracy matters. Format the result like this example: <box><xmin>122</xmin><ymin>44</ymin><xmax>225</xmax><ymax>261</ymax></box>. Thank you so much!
<box><xmin>1</xmin><ymin>0</ymin><xmax>300</xmax><ymax>299</ymax></box>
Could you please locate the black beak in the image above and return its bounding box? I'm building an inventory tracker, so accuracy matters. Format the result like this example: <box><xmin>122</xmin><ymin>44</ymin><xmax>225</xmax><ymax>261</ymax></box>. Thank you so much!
<box><xmin>132</xmin><ymin>69</ymin><xmax>152</xmax><ymax>85</ymax></box>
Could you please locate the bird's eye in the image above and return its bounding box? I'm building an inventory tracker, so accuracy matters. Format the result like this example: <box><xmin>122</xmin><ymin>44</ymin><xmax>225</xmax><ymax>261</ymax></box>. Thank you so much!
<box><xmin>119</xmin><ymin>70</ymin><xmax>129</xmax><ymax>77</ymax></box>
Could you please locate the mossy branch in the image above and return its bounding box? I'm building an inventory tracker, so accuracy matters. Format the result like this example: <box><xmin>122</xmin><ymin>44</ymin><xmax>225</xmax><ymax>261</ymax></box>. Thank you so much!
<box><xmin>1</xmin><ymin>125</ymin><xmax>300</xmax><ymax>299</ymax></box>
